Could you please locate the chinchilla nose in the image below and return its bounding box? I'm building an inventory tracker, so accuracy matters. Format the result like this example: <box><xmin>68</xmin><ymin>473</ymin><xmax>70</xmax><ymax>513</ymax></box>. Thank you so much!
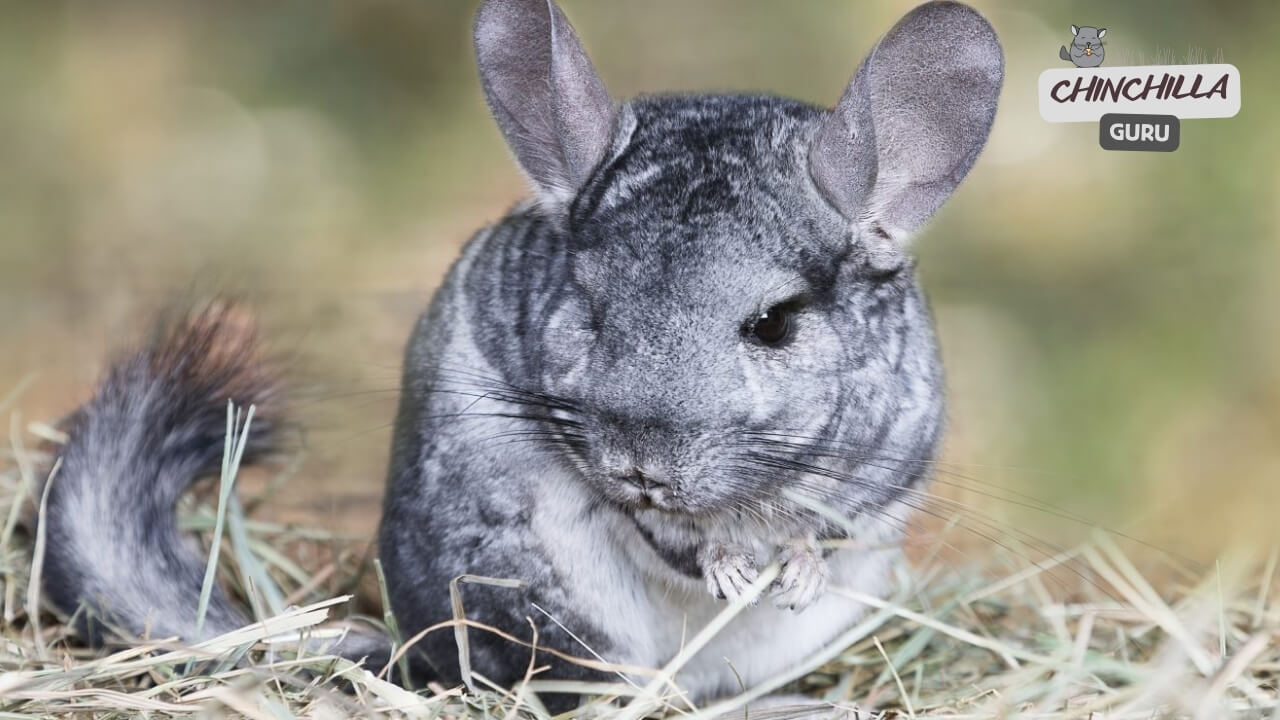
<box><xmin>595</xmin><ymin>413</ymin><xmax>696</xmax><ymax>483</ymax></box>
<box><xmin>618</xmin><ymin>467</ymin><xmax>668</xmax><ymax>491</ymax></box>
<box><xmin>604</xmin><ymin>459</ymin><xmax>669</xmax><ymax>489</ymax></box>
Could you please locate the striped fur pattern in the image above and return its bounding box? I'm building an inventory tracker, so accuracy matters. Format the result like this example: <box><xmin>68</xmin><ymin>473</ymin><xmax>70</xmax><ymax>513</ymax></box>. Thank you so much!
<box><xmin>380</xmin><ymin>0</ymin><xmax>1004</xmax><ymax>706</ymax></box>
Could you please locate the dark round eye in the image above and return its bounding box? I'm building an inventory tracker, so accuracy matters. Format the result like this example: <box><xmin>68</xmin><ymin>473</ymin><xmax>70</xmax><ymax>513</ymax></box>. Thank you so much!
<box><xmin>752</xmin><ymin>305</ymin><xmax>792</xmax><ymax>346</ymax></box>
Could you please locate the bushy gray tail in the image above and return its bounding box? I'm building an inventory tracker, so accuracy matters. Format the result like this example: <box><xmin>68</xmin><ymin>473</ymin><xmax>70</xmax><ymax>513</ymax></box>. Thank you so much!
<box><xmin>42</xmin><ymin>303</ymin><xmax>278</xmax><ymax>643</ymax></box>
<box><xmin>1059</xmin><ymin>45</ymin><xmax>1071</xmax><ymax>61</ymax></box>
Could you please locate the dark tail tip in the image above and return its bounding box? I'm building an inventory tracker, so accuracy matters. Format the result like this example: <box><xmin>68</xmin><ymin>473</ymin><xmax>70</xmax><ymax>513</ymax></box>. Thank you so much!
<box><xmin>42</xmin><ymin>299</ymin><xmax>284</xmax><ymax>642</ymax></box>
<box><xmin>52</xmin><ymin>299</ymin><xmax>282</xmax><ymax>465</ymax></box>
<box><xmin>138</xmin><ymin>299</ymin><xmax>283</xmax><ymax>473</ymax></box>
<box><xmin>152</xmin><ymin>300</ymin><xmax>277</xmax><ymax>414</ymax></box>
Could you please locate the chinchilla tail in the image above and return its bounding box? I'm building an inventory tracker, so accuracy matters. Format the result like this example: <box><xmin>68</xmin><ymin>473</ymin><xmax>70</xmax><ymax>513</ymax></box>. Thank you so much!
<box><xmin>40</xmin><ymin>302</ymin><xmax>278</xmax><ymax>644</ymax></box>
<box><xmin>1059</xmin><ymin>46</ymin><xmax>1071</xmax><ymax>61</ymax></box>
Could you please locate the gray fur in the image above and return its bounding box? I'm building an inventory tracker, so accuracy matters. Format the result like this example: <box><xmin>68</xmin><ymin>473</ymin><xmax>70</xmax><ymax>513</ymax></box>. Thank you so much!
<box><xmin>380</xmin><ymin>0</ymin><xmax>1004</xmax><ymax>708</ymax></box>
<box><xmin>474</xmin><ymin>0</ymin><xmax>617</xmax><ymax>204</ymax></box>
<box><xmin>811</xmin><ymin>1</ymin><xmax>1002</xmax><ymax>267</ymax></box>
<box><xmin>41</xmin><ymin>307</ymin><xmax>396</xmax><ymax>672</ymax></box>
<box><xmin>42</xmin><ymin>307</ymin><xmax>273</xmax><ymax>643</ymax></box>
<box><xmin>1059</xmin><ymin>25</ymin><xmax>1106</xmax><ymax>68</ymax></box>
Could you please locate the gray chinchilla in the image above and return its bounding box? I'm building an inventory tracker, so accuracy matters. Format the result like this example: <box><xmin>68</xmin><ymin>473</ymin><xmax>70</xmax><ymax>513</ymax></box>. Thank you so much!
<box><xmin>1060</xmin><ymin>25</ymin><xmax>1106</xmax><ymax>67</ymax></box>
<box><xmin>41</xmin><ymin>0</ymin><xmax>1003</xmax><ymax>711</ymax></box>
<box><xmin>379</xmin><ymin>0</ymin><xmax>1004</xmax><ymax>704</ymax></box>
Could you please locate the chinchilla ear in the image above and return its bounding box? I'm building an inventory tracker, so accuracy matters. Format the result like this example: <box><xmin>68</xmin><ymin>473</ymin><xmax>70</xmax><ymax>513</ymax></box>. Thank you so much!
<box><xmin>1097</xmin><ymin>28</ymin><xmax>1106</xmax><ymax>38</ymax></box>
<box><xmin>809</xmin><ymin>1</ymin><xmax>1002</xmax><ymax>263</ymax></box>
<box><xmin>1071</xmin><ymin>24</ymin><xmax>1080</xmax><ymax>36</ymax></box>
<box><xmin>474</xmin><ymin>0</ymin><xmax>616</xmax><ymax>204</ymax></box>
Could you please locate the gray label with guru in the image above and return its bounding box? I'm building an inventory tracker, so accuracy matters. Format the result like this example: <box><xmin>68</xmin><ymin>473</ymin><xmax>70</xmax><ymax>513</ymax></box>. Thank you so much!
<box><xmin>1099</xmin><ymin>113</ymin><xmax>1180</xmax><ymax>152</ymax></box>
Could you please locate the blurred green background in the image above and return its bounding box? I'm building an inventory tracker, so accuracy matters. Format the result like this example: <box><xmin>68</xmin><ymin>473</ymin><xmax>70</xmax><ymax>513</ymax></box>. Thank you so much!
<box><xmin>1</xmin><ymin>1</ymin><xmax>1276</xmax><ymax>557</ymax></box>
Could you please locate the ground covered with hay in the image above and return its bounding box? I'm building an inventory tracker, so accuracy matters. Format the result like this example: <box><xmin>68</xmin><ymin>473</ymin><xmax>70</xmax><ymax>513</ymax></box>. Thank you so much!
<box><xmin>1</xmin><ymin>396</ymin><xmax>1277</xmax><ymax>719</ymax></box>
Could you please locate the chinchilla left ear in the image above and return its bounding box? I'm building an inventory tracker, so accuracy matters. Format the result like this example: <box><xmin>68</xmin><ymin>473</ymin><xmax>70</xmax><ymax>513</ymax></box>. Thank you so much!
<box><xmin>474</xmin><ymin>0</ymin><xmax>617</xmax><ymax>206</ymax></box>
<box><xmin>809</xmin><ymin>1</ymin><xmax>1003</xmax><ymax>264</ymax></box>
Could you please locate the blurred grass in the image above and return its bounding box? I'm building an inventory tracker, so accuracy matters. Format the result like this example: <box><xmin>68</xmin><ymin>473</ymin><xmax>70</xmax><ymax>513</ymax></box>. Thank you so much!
<box><xmin>0</xmin><ymin>0</ymin><xmax>1278</xmax><ymax>554</ymax></box>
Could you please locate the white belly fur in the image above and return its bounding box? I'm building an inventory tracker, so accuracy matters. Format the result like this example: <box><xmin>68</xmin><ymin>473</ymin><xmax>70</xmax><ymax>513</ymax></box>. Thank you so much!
<box><xmin>532</xmin><ymin>471</ymin><xmax>905</xmax><ymax>701</ymax></box>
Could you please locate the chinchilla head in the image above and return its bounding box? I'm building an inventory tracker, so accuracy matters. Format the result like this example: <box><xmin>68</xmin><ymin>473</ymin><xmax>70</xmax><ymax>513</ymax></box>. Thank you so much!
<box><xmin>473</xmin><ymin>0</ymin><xmax>1003</xmax><ymax>517</ymax></box>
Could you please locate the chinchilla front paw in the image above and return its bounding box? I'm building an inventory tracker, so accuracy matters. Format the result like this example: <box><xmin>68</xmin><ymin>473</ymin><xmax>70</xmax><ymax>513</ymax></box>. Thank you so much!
<box><xmin>770</xmin><ymin>540</ymin><xmax>829</xmax><ymax>612</ymax></box>
<box><xmin>699</xmin><ymin>544</ymin><xmax>760</xmax><ymax>602</ymax></box>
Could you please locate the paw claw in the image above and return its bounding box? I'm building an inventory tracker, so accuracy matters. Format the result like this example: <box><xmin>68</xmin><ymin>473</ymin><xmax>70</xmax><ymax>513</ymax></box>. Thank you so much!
<box><xmin>769</xmin><ymin>541</ymin><xmax>829</xmax><ymax>612</ymax></box>
<box><xmin>700</xmin><ymin>545</ymin><xmax>759</xmax><ymax>603</ymax></box>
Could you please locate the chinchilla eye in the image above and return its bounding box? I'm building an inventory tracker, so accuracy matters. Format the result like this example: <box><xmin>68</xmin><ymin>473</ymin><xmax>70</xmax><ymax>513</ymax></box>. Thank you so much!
<box><xmin>751</xmin><ymin>304</ymin><xmax>792</xmax><ymax>346</ymax></box>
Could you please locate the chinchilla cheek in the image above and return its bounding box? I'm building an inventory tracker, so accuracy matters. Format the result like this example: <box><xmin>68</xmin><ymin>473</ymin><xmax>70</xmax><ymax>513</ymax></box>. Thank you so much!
<box><xmin>540</xmin><ymin>306</ymin><xmax>595</xmax><ymax>393</ymax></box>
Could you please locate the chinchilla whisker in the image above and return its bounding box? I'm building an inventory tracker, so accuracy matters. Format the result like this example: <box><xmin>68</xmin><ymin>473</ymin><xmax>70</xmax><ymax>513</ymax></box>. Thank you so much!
<box><xmin>746</xmin><ymin>453</ymin><xmax>1113</xmax><ymax>599</ymax></box>
<box><xmin>740</xmin><ymin>450</ymin><xmax>1064</xmax><ymax>557</ymax></box>
<box><xmin>429</xmin><ymin>364</ymin><xmax>581</xmax><ymax>408</ymax></box>
<box><xmin>482</xmin><ymin>431</ymin><xmax>589</xmax><ymax>453</ymax></box>
<box><xmin>700</xmin><ymin>474</ymin><xmax>774</xmax><ymax>530</ymax></box>
<box><xmin>777</xmin><ymin>479</ymin><xmax>955</xmax><ymax>541</ymax></box>
<box><xmin>427</xmin><ymin>386</ymin><xmax>580</xmax><ymax>415</ymax></box>
<box><xmin>414</xmin><ymin>410</ymin><xmax>583</xmax><ymax>430</ymax></box>
<box><xmin>767</xmin><ymin>479</ymin><xmax>934</xmax><ymax>550</ymax></box>
<box><xmin>739</xmin><ymin>435</ymin><xmax>1112</xmax><ymax>525</ymax></box>
<box><xmin>735</xmin><ymin>430</ymin><xmax>1027</xmax><ymax>477</ymax></box>
<box><xmin>717</xmin><ymin>472</ymin><xmax>797</xmax><ymax>529</ymax></box>
<box><xmin>486</xmin><ymin>429</ymin><xmax>581</xmax><ymax>440</ymax></box>
<box><xmin>481</xmin><ymin>434</ymin><xmax>579</xmax><ymax>448</ymax></box>
<box><xmin>737</xmin><ymin>433</ymin><xmax>1198</xmax><ymax>571</ymax></box>
<box><xmin>737</xmin><ymin>429</ymin><xmax>1023</xmax><ymax>469</ymax></box>
<box><xmin>738</xmin><ymin>430</ymin><xmax>1092</xmax><ymax>507</ymax></box>
<box><xmin>734</xmin><ymin>430</ymin><xmax>1095</xmax><ymax>494</ymax></box>
<box><xmin>778</xmin><ymin>483</ymin><xmax>1021</xmax><ymax>597</ymax></box>
<box><xmin>837</xmin><ymin>459</ymin><xmax>1193</xmax><ymax>569</ymax></box>
<box><xmin>779</xmin><ymin>476</ymin><xmax>1094</xmax><ymax>597</ymax></box>
<box><xmin>725</xmin><ymin>498</ymin><xmax>773</xmax><ymax>531</ymax></box>
<box><xmin>725</xmin><ymin>463</ymin><xmax>886</xmax><ymax>532</ymax></box>
<box><xmin>747</xmin><ymin>451</ymin><xmax>1074</xmax><ymax>560</ymax></box>
<box><xmin>783</xmin><ymin>443</ymin><xmax>1095</xmax><ymax>526</ymax></box>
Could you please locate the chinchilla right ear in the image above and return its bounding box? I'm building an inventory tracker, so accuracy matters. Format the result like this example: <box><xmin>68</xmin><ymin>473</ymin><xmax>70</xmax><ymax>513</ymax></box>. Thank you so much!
<box><xmin>809</xmin><ymin>1</ymin><xmax>1003</xmax><ymax>268</ymax></box>
<box><xmin>474</xmin><ymin>0</ymin><xmax>617</xmax><ymax>206</ymax></box>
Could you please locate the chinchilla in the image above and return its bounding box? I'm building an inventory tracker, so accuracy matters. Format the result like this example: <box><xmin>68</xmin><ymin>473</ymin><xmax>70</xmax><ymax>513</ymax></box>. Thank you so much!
<box><xmin>41</xmin><ymin>0</ymin><xmax>1003</xmax><ymax>711</ymax></box>
<box><xmin>1060</xmin><ymin>25</ymin><xmax>1106</xmax><ymax>68</ymax></box>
